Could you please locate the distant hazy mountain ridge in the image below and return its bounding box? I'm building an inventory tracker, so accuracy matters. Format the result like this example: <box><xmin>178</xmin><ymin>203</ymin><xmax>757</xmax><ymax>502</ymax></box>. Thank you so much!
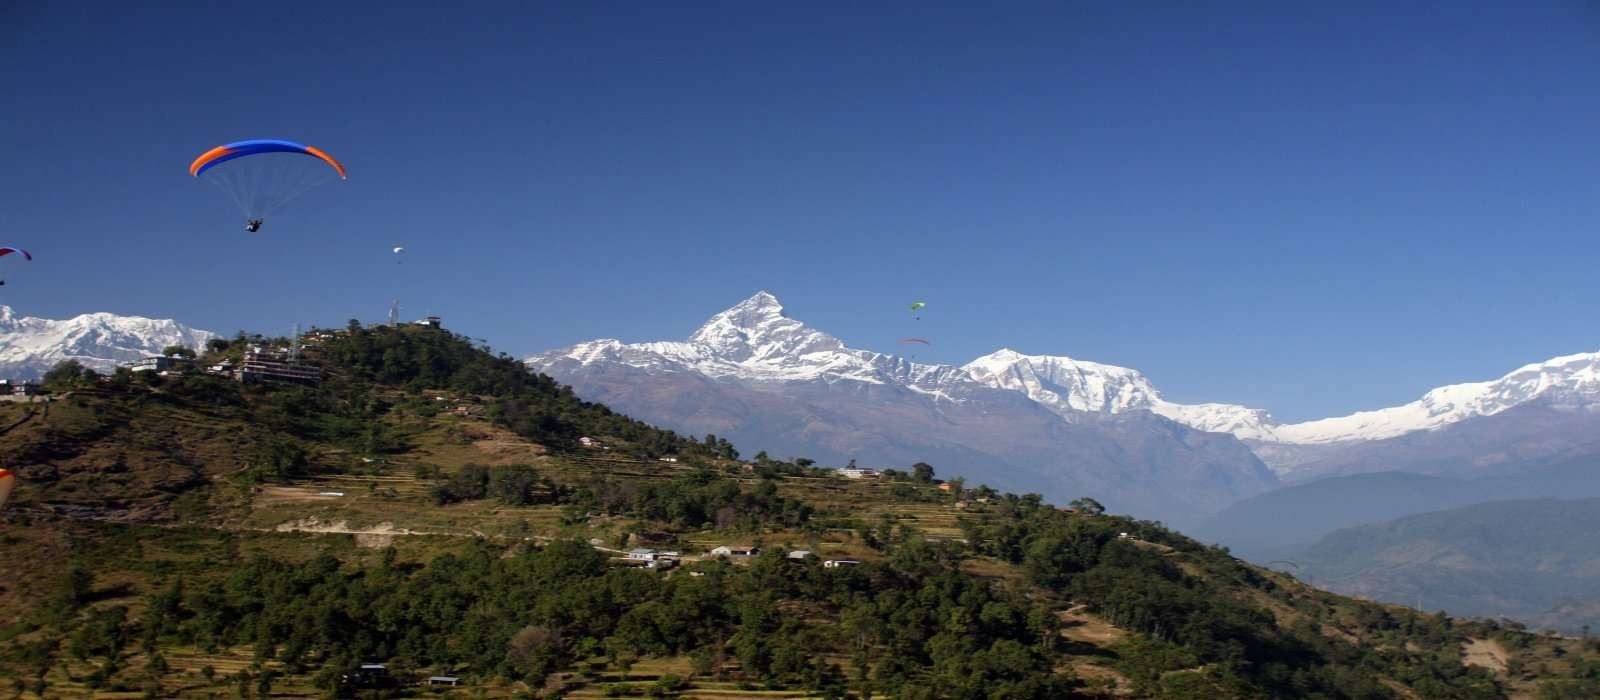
<box><xmin>0</xmin><ymin>305</ymin><xmax>216</xmax><ymax>380</ymax></box>
<box><xmin>1300</xmin><ymin>497</ymin><xmax>1600</xmax><ymax>634</ymax></box>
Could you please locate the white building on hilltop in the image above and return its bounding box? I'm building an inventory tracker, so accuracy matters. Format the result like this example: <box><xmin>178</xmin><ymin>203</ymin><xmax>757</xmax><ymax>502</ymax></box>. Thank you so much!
<box><xmin>837</xmin><ymin>468</ymin><xmax>880</xmax><ymax>479</ymax></box>
<box><xmin>710</xmin><ymin>545</ymin><xmax>759</xmax><ymax>558</ymax></box>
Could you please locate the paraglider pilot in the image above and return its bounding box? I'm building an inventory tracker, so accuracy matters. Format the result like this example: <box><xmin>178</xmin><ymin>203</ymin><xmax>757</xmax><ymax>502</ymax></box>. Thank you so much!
<box><xmin>246</xmin><ymin>219</ymin><xmax>263</xmax><ymax>233</ymax></box>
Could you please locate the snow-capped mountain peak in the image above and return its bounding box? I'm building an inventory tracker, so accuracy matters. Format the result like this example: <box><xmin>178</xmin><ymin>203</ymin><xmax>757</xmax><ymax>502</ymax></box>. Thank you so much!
<box><xmin>0</xmin><ymin>305</ymin><xmax>216</xmax><ymax>380</ymax></box>
<box><xmin>532</xmin><ymin>293</ymin><xmax>966</xmax><ymax>390</ymax></box>
<box><xmin>686</xmin><ymin>291</ymin><xmax>845</xmax><ymax>362</ymax></box>
<box><xmin>963</xmin><ymin>348</ymin><xmax>1162</xmax><ymax>413</ymax></box>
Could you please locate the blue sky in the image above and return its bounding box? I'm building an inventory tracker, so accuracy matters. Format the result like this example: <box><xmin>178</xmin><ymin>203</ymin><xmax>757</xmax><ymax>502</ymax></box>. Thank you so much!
<box><xmin>2</xmin><ymin>1</ymin><xmax>1599</xmax><ymax>421</ymax></box>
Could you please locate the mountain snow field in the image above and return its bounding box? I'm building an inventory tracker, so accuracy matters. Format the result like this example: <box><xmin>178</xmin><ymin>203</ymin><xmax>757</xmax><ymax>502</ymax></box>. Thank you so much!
<box><xmin>0</xmin><ymin>305</ymin><xmax>215</xmax><ymax>380</ymax></box>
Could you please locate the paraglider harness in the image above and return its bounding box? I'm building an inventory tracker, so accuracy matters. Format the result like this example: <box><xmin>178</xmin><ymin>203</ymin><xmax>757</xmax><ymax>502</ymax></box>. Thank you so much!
<box><xmin>246</xmin><ymin>219</ymin><xmax>263</xmax><ymax>233</ymax></box>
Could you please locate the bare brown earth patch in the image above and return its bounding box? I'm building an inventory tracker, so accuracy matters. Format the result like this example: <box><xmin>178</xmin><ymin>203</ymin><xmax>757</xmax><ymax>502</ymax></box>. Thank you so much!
<box><xmin>467</xmin><ymin>422</ymin><xmax>548</xmax><ymax>462</ymax></box>
<box><xmin>1059</xmin><ymin>604</ymin><xmax>1129</xmax><ymax>645</ymax></box>
<box><xmin>1462</xmin><ymin>637</ymin><xmax>1509</xmax><ymax>674</ymax></box>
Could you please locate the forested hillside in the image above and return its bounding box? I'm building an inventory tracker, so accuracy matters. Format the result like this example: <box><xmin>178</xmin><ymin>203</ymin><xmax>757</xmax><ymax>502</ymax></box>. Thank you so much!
<box><xmin>1</xmin><ymin>324</ymin><xmax>1595</xmax><ymax>699</ymax></box>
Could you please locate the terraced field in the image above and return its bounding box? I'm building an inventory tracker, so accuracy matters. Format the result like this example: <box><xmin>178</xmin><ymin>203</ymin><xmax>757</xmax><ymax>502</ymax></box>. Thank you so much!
<box><xmin>219</xmin><ymin>406</ymin><xmax>981</xmax><ymax>562</ymax></box>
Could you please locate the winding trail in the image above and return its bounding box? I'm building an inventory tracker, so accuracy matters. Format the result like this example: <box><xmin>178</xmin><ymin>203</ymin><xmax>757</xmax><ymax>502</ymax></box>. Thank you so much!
<box><xmin>0</xmin><ymin>405</ymin><xmax>40</xmax><ymax>437</ymax></box>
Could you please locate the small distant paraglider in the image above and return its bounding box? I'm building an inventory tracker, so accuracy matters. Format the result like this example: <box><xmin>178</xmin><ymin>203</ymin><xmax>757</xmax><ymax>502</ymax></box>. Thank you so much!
<box><xmin>903</xmin><ymin>304</ymin><xmax>930</xmax><ymax>358</ymax></box>
<box><xmin>0</xmin><ymin>247</ymin><xmax>31</xmax><ymax>287</ymax></box>
<box><xmin>899</xmin><ymin>337</ymin><xmax>931</xmax><ymax>361</ymax></box>
<box><xmin>189</xmin><ymin>139</ymin><xmax>347</xmax><ymax>232</ymax></box>
<box><xmin>393</xmin><ymin>246</ymin><xmax>406</xmax><ymax>263</ymax></box>
<box><xmin>0</xmin><ymin>468</ymin><xmax>14</xmax><ymax>509</ymax></box>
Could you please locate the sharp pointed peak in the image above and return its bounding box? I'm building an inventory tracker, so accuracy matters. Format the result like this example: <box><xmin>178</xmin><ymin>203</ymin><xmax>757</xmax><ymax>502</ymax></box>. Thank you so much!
<box><xmin>695</xmin><ymin>291</ymin><xmax>789</xmax><ymax>332</ymax></box>
<box><xmin>686</xmin><ymin>291</ymin><xmax>845</xmax><ymax>358</ymax></box>
<box><xmin>732</xmin><ymin>290</ymin><xmax>784</xmax><ymax>312</ymax></box>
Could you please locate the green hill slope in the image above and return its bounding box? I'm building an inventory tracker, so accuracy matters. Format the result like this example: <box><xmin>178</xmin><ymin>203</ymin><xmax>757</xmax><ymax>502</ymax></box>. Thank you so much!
<box><xmin>1303</xmin><ymin>497</ymin><xmax>1600</xmax><ymax>635</ymax></box>
<box><xmin>1197</xmin><ymin>459</ymin><xmax>1600</xmax><ymax>560</ymax></box>
<box><xmin>0</xmin><ymin>324</ymin><xmax>1595</xmax><ymax>699</ymax></box>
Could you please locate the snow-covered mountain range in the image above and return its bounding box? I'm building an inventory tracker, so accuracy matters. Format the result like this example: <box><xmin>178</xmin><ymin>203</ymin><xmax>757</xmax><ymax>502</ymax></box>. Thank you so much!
<box><xmin>529</xmin><ymin>292</ymin><xmax>1600</xmax><ymax>479</ymax></box>
<box><xmin>960</xmin><ymin>349</ymin><xmax>1280</xmax><ymax>438</ymax></box>
<box><xmin>956</xmin><ymin>345</ymin><xmax>1600</xmax><ymax>474</ymax></box>
<box><xmin>530</xmin><ymin>292</ymin><xmax>1280</xmax><ymax>525</ymax></box>
<box><xmin>1257</xmin><ymin>352</ymin><xmax>1600</xmax><ymax>442</ymax></box>
<box><xmin>0</xmin><ymin>305</ymin><xmax>216</xmax><ymax>380</ymax></box>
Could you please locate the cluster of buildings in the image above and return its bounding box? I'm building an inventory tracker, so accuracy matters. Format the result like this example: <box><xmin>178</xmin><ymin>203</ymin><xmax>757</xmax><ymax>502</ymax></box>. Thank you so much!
<box><xmin>126</xmin><ymin>344</ymin><xmax>321</xmax><ymax>385</ymax></box>
<box><xmin>122</xmin><ymin>316</ymin><xmax>451</xmax><ymax>387</ymax></box>
<box><xmin>623</xmin><ymin>545</ymin><xmax>861</xmax><ymax>570</ymax></box>
<box><xmin>234</xmin><ymin>345</ymin><xmax>322</xmax><ymax>384</ymax></box>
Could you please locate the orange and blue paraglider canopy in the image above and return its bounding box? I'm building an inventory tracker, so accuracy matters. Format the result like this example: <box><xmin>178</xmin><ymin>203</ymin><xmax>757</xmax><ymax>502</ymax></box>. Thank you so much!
<box><xmin>190</xmin><ymin>139</ymin><xmax>347</xmax><ymax>221</ymax></box>
<box><xmin>189</xmin><ymin>139</ymin><xmax>346</xmax><ymax>179</ymax></box>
